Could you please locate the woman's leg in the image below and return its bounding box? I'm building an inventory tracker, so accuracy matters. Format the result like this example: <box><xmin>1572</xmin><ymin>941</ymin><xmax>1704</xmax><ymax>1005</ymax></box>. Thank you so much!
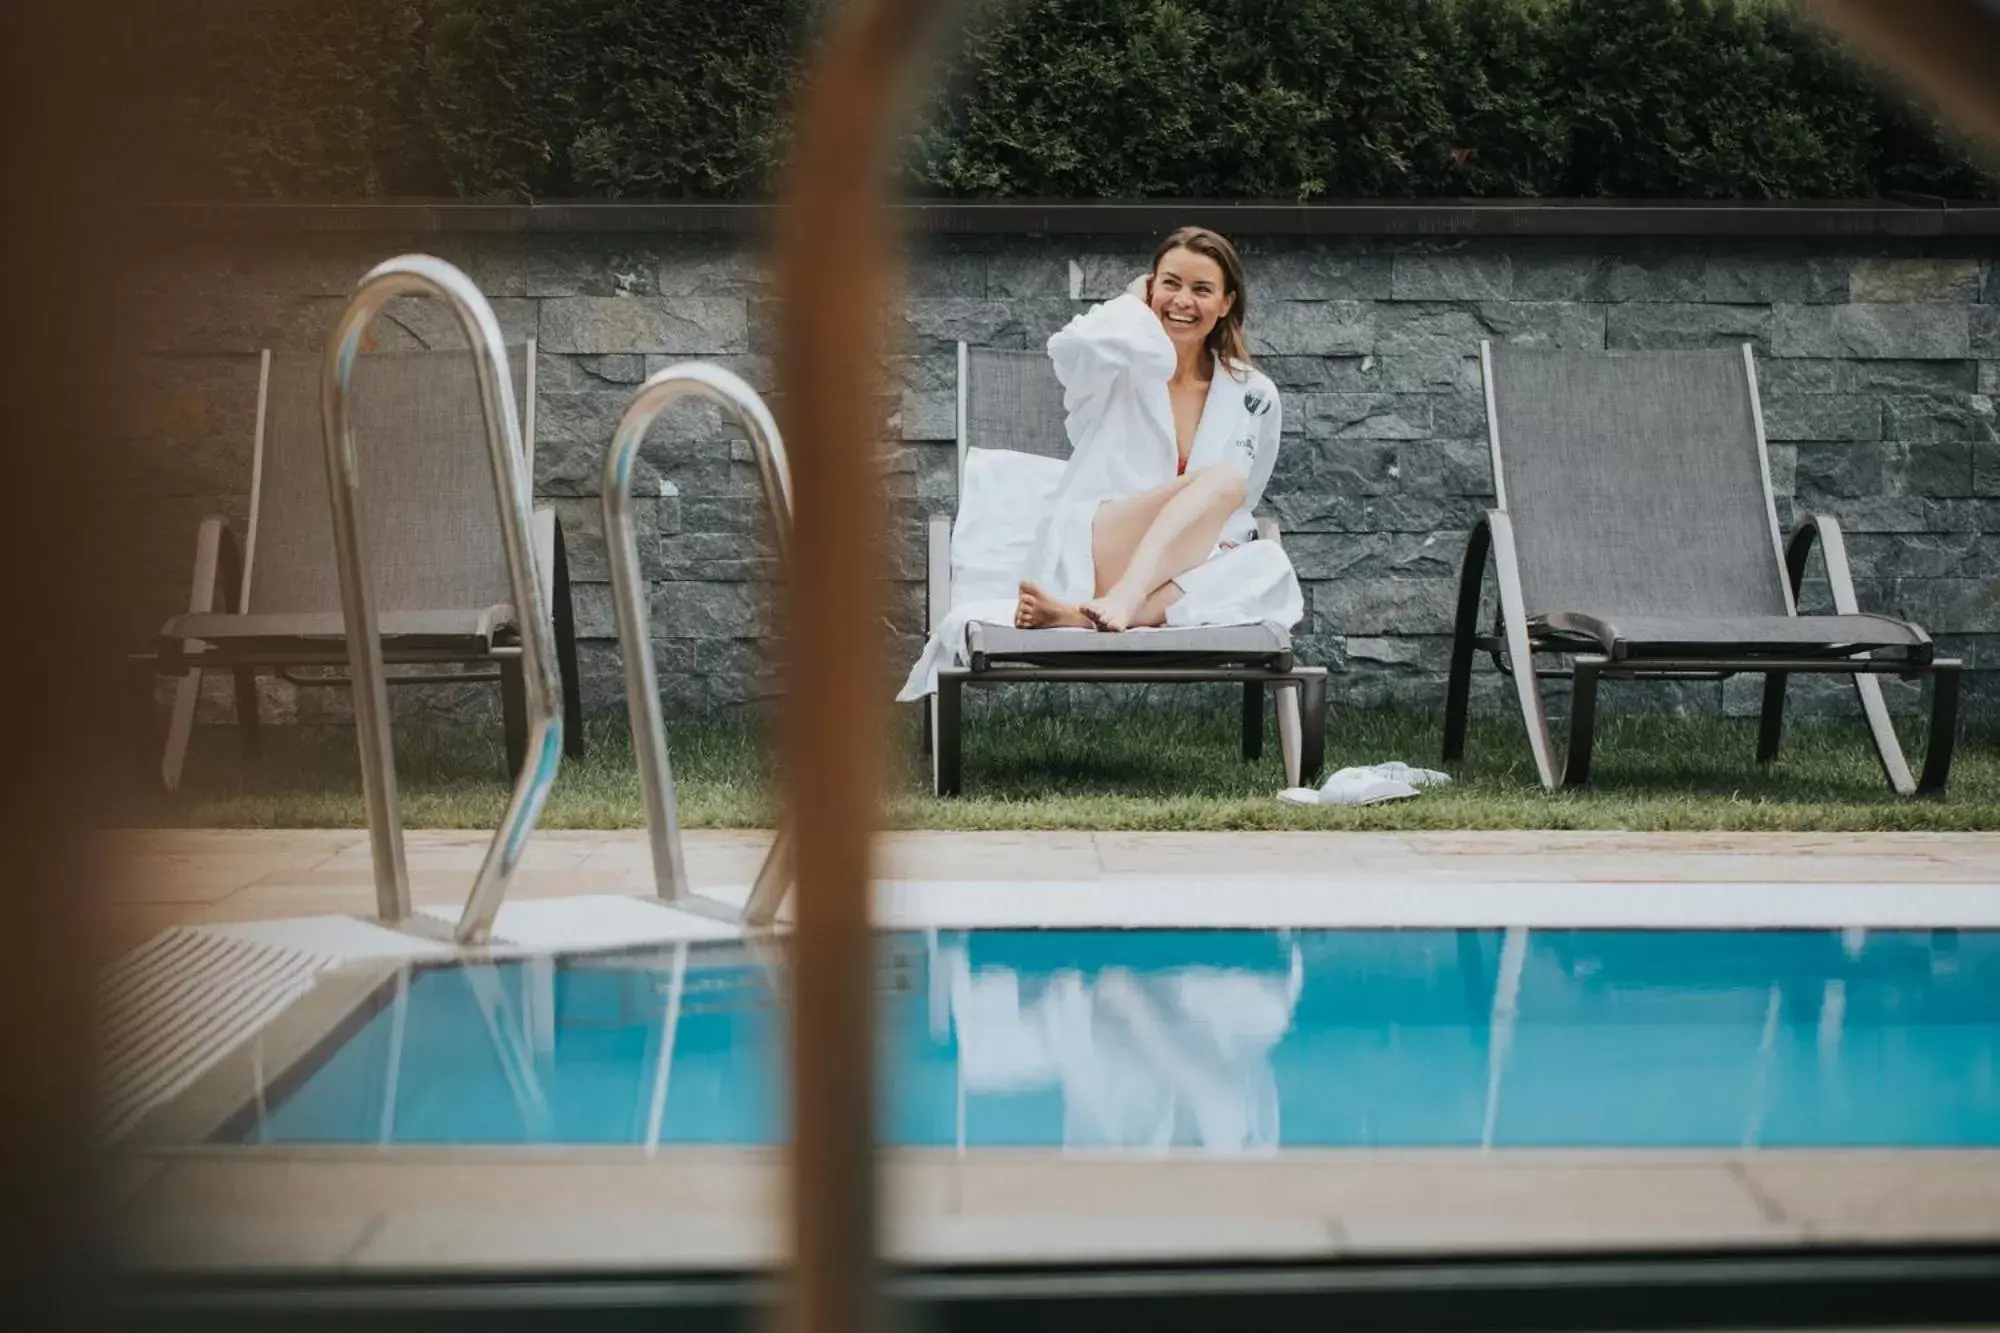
<box><xmin>1084</xmin><ymin>464</ymin><xmax>1245</xmax><ymax>631</ymax></box>
<box><xmin>1087</xmin><ymin>472</ymin><xmax>1202</xmax><ymax>596</ymax></box>
<box><xmin>1012</xmin><ymin>468</ymin><xmax>1203</xmax><ymax>631</ymax></box>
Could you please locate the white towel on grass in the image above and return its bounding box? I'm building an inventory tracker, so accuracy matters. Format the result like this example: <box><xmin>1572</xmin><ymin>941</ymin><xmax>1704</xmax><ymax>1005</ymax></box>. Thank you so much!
<box><xmin>1278</xmin><ymin>762</ymin><xmax>1453</xmax><ymax>807</ymax></box>
<box><xmin>1366</xmin><ymin>762</ymin><xmax>1451</xmax><ymax>789</ymax></box>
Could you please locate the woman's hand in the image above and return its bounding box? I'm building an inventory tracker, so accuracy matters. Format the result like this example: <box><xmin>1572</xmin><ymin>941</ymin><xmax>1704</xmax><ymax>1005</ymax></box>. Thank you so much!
<box><xmin>1125</xmin><ymin>272</ymin><xmax>1152</xmax><ymax>303</ymax></box>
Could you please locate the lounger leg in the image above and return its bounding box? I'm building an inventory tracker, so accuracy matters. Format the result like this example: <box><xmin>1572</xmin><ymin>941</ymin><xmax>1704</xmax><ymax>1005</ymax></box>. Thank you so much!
<box><xmin>162</xmin><ymin>515</ymin><xmax>232</xmax><ymax>790</ymax></box>
<box><xmin>1919</xmin><ymin>665</ymin><xmax>1961</xmax><ymax>795</ymax></box>
<box><xmin>1486</xmin><ymin>513</ymin><xmax>1562</xmax><ymax>792</ymax></box>
<box><xmin>1561</xmin><ymin>658</ymin><xmax>1603</xmax><ymax>791</ymax></box>
<box><xmin>1757</xmin><ymin>671</ymin><xmax>1789</xmax><ymax>764</ymax></box>
<box><xmin>212</xmin><ymin>526</ymin><xmax>260</xmax><ymax>761</ymax></box>
<box><xmin>921</xmin><ymin>694</ymin><xmax>933</xmax><ymax>757</ymax></box>
<box><xmin>233</xmin><ymin>667</ymin><xmax>261</xmax><ymax>759</ymax></box>
<box><xmin>1852</xmin><ymin>672</ymin><xmax>1917</xmax><ymax>797</ymax></box>
<box><xmin>501</xmin><ymin>657</ymin><xmax>529</xmax><ymax>780</ymax></box>
<box><xmin>1443</xmin><ymin>519</ymin><xmax>1492</xmax><ymax>763</ymax></box>
<box><xmin>1299</xmin><ymin>673</ymin><xmax>1327</xmax><ymax>786</ymax></box>
<box><xmin>1793</xmin><ymin>515</ymin><xmax>1921</xmax><ymax>796</ymax></box>
<box><xmin>934</xmin><ymin>673</ymin><xmax>964</xmax><ymax>797</ymax></box>
<box><xmin>1241</xmin><ymin>682</ymin><xmax>1264</xmax><ymax>762</ymax></box>
<box><xmin>1277</xmin><ymin>683</ymin><xmax>1302</xmax><ymax>786</ymax></box>
<box><xmin>550</xmin><ymin>517</ymin><xmax>586</xmax><ymax>759</ymax></box>
<box><xmin>743</xmin><ymin>823</ymin><xmax>792</xmax><ymax>927</ymax></box>
<box><xmin>161</xmin><ymin>668</ymin><xmax>202</xmax><ymax>792</ymax></box>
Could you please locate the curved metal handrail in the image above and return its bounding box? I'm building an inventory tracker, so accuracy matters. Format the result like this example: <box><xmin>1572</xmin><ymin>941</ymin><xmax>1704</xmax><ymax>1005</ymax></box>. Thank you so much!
<box><xmin>321</xmin><ymin>255</ymin><xmax>564</xmax><ymax>945</ymax></box>
<box><xmin>602</xmin><ymin>362</ymin><xmax>793</xmax><ymax>925</ymax></box>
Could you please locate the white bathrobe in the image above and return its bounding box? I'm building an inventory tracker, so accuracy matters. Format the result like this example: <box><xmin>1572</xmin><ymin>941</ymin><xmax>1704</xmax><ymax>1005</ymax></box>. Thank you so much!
<box><xmin>1030</xmin><ymin>291</ymin><xmax>1301</xmax><ymax>617</ymax></box>
<box><xmin>897</xmin><ymin>293</ymin><xmax>1305</xmax><ymax>702</ymax></box>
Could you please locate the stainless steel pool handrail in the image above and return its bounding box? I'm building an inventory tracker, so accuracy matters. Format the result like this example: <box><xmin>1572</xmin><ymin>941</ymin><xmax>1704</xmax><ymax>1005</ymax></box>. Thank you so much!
<box><xmin>603</xmin><ymin>362</ymin><xmax>793</xmax><ymax>926</ymax></box>
<box><xmin>322</xmin><ymin>255</ymin><xmax>564</xmax><ymax>944</ymax></box>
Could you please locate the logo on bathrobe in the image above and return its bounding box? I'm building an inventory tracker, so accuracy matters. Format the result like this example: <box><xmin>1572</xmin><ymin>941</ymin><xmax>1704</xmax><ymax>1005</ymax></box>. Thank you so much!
<box><xmin>1236</xmin><ymin>389</ymin><xmax>1271</xmax><ymax>464</ymax></box>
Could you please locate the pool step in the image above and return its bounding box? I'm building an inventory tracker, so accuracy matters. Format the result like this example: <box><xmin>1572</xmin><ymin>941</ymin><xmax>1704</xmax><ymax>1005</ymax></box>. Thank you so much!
<box><xmin>96</xmin><ymin>927</ymin><xmax>332</xmax><ymax>1141</ymax></box>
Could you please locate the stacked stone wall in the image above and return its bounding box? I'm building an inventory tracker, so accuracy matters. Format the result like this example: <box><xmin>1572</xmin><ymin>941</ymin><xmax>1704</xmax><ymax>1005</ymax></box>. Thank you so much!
<box><xmin>123</xmin><ymin>229</ymin><xmax>2000</xmax><ymax>723</ymax></box>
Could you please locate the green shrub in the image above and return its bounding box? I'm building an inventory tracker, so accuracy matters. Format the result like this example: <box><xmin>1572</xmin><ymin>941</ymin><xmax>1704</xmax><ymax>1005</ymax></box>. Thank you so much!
<box><xmin>132</xmin><ymin>0</ymin><xmax>437</xmax><ymax>196</ymax></box>
<box><xmin>420</xmin><ymin>0</ymin><xmax>815</xmax><ymax>198</ymax></box>
<box><xmin>129</xmin><ymin>0</ymin><xmax>1998</xmax><ymax>200</ymax></box>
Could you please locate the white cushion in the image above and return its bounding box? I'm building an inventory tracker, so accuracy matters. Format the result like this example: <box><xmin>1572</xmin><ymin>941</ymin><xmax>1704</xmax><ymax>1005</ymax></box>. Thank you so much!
<box><xmin>951</xmin><ymin>447</ymin><xmax>1066</xmax><ymax>605</ymax></box>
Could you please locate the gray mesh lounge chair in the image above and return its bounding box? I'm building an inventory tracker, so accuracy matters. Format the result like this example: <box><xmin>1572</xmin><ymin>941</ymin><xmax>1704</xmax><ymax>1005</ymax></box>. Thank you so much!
<box><xmin>1443</xmin><ymin>342</ymin><xmax>1959</xmax><ymax>794</ymax></box>
<box><xmin>925</xmin><ymin>343</ymin><xmax>1328</xmax><ymax>797</ymax></box>
<box><xmin>150</xmin><ymin>343</ymin><xmax>585</xmax><ymax>788</ymax></box>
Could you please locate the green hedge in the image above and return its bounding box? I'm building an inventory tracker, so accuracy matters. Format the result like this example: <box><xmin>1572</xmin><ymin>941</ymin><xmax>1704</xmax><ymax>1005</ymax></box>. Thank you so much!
<box><xmin>133</xmin><ymin>0</ymin><xmax>1996</xmax><ymax>200</ymax></box>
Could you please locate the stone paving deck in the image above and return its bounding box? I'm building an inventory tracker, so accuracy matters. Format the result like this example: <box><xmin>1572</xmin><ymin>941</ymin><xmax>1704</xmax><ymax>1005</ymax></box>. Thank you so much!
<box><xmin>108</xmin><ymin>1147</ymin><xmax>2000</xmax><ymax>1271</ymax></box>
<box><xmin>93</xmin><ymin>828</ymin><xmax>2000</xmax><ymax>964</ymax></box>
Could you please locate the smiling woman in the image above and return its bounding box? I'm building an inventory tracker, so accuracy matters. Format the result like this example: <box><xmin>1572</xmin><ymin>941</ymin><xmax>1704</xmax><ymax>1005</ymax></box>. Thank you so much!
<box><xmin>1012</xmin><ymin>225</ymin><xmax>1303</xmax><ymax>637</ymax></box>
<box><xmin>899</xmin><ymin>223</ymin><xmax>1310</xmax><ymax>704</ymax></box>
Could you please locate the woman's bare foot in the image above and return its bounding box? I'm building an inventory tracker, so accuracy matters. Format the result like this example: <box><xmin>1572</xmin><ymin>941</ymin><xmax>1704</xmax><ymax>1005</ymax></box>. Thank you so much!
<box><xmin>1080</xmin><ymin>590</ymin><xmax>1143</xmax><ymax>633</ymax></box>
<box><xmin>1014</xmin><ymin>581</ymin><xmax>1091</xmax><ymax>629</ymax></box>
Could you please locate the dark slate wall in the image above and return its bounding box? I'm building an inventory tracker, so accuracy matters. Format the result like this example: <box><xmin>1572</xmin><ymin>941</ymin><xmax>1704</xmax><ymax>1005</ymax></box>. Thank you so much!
<box><xmin>121</xmin><ymin>229</ymin><xmax>2000</xmax><ymax>724</ymax></box>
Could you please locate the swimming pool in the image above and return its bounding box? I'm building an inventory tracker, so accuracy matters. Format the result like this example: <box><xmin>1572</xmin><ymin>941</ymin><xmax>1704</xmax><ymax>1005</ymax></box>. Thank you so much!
<box><xmin>228</xmin><ymin>928</ymin><xmax>2000</xmax><ymax>1150</ymax></box>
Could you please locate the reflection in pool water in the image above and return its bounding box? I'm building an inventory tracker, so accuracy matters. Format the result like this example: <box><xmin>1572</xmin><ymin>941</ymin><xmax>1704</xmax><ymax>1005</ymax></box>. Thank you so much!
<box><xmin>943</xmin><ymin>938</ymin><xmax>1301</xmax><ymax>1153</ymax></box>
<box><xmin>232</xmin><ymin>929</ymin><xmax>2000</xmax><ymax>1150</ymax></box>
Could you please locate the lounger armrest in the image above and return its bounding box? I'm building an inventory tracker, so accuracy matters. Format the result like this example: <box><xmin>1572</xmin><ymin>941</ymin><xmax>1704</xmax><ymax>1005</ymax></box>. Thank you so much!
<box><xmin>1785</xmin><ymin>513</ymin><xmax>1931</xmax><ymax>647</ymax></box>
<box><xmin>156</xmin><ymin>516</ymin><xmax>247</xmax><ymax>679</ymax></box>
<box><xmin>927</xmin><ymin>514</ymin><xmax>952</xmax><ymax>633</ymax></box>
<box><xmin>1255</xmin><ymin>515</ymin><xmax>1282</xmax><ymax>548</ymax></box>
<box><xmin>1784</xmin><ymin>514</ymin><xmax>1864</xmax><ymax>614</ymax></box>
<box><xmin>1479</xmin><ymin>510</ymin><xmax>1534</xmax><ymax>628</ymax></box>
<box><xmin>168</xmin><ymin>515</ymin><xmax>245</xmax><ymax>635</ymax></box>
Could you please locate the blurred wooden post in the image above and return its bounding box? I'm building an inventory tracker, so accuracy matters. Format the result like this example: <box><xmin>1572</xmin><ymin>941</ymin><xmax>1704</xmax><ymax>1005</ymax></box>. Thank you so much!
<box><xmin>772</xmin><ymin>3</ymin><xmax>945</xmax><ymax>1333</ymax></box>
<box><xmin>1797</xmin><ymin>1</ymin><xmax>2000</xmax><ymax>143</ymax></box>
<box><xmin>3</xmin><ymin>2</ymin><xmax>146</xmax><ymax>1329</ymax></box>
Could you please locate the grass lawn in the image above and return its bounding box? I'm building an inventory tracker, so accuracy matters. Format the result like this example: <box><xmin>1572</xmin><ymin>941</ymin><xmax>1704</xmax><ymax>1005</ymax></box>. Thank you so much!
<box><xmin>133</xmin><ymin>706</ymin><xmax>2000</xmax><ymax>832</ymax></box>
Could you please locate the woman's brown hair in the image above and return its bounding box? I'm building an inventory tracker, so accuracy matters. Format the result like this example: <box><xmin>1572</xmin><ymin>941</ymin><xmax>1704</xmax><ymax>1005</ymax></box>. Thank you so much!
<box><xmin>1152</xmin><ymin>225</ymin><xmax>1251</xmax><ymax>378</ymax></box>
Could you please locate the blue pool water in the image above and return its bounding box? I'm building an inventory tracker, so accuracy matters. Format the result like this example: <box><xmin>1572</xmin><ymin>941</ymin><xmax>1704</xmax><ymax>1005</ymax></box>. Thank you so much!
<box><xmin>234</xmin><ymin>929</ymin><xmax>2000</xmax><ymax>1150</ymax></box>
